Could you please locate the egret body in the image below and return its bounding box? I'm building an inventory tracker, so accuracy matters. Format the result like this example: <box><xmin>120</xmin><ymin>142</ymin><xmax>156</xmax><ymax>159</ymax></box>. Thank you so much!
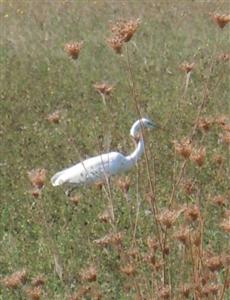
<box><xmin>51</xmin><ymin>118</ymin><xmax>156</xmax><ymax>190</ymax></box>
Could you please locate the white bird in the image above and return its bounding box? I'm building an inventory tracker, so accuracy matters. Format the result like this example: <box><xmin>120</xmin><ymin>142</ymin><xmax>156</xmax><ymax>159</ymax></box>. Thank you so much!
<box><xmin>51</xmin><ymin>118</ymin><xmax>156</xmax><ymax>193</ymax></box>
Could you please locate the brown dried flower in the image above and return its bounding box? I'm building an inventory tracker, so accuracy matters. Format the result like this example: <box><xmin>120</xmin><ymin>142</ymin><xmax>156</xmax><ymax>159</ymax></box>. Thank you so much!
<box><xmin>69</xmin><ymin>286</ymin><xmax>91</xmax><ymax>300</ymax></box>
<box><xmin>197</xmin><ymin>117</ymin><xmax>214</xmax><ymax>132</ymax></box>
<box><xmin>2</xmin><ymin>269</ymin><xmax>27</xmax><ymax>289</ymax></box>
<box><xmin>184</xmin><ymin>204</ymin><xmax>200</xmax><ymax>222</ymax></box>
<box><xmin>212</xmin><ymin>195</ymin><xmax>226</xmax><ymax>206</ymax></box>
<box><xmin>173</xmin><ymin>138</ymin><xmax>192</xmax><ymax>159</ymax></box>
<box><xmin>80</xmin><ymin>266</ymin><xmax>97</xmax><ymax>282</ymax></box>
<box><xmin>180</xmin><ymin>62</ymin><xmax>195</xmax><ymax>73</ymax></box>
<box><xmin>220</xmin><ymin>218</ymin><xmax>230</xmax><ymax>233</ymax></box>
<box><xmin>93</xmin><ymin>83</ymin><xmax>114</xmax><ymax>96</ymax></box>
<box><xmin>182</xmin><ymin>179</ymin><xmax>196</xmax><ymax>195</ymax></box>
<box><xmin>159</xmin><ymin>285</ymin><xmax>171</xmax><ymax>299</ymax></box>
<box><xmin>215</xmin><ymin>115</ymin><xmax>228</xmax><ymax>126</ymax></box>
<box><xmin>98</xmin><ymin>208</ymin><xmax>112</xmax><ymax>223</ymax></box>
<box><xmin>107</xmin><ymin>36</ymin><xmax>123</xmax><ymax>54</ymax></box>
<box><xmin>47</xmin><ymin>110</ymin><xmax>61</xmax><ymax>124</ymax></box>
<box><xmin>111</xmin><ymin>19</ymin><xmax>140</xmax><ymax>42</ymax></box>
<box><xmin>190</xmin><ymin>146</ymin><xmax>206</xmax><ymax>167</ymax></box>
<box><xmin>28</xmin><ymin>169</ymin><xmax>47</xmax><ymax>189</ymax></box>
<box><xmin>117</xmin><ymin>176</ymin><xmax>131</xmax><ymax>193</ymax></box>
<box><xmin>212</xmin><ymin>153</ymin><xmax>224</xmax><ymax>166</ymax></box>
<box><xmin>30</xmin><ymin>188</ymin><xmax>41</xmax><ymax>198</ymax></box>
<box><xmin>211</xmin><ymin>13</ymin><xmax>230</xmax><ymax>29</ymax></box>
<box><xmin>174</xmin><ymin>226</ymin><xmax>190</xmax><ymax>246</ymax></box>
<box><xmin>157</xmin><ymin>208</ymin><xmax>184</xmax><ymax>228</ymax></box>
<box><xmin>120</xmin><ymin>264</ymin><xmax>136</xmax><ymax>276</ymax></box>
<box><xmin>69</xmin><ymin>194</ymin><xmax>81</xmax><ymax>206</ymax></box>
<box><xmin>179</xmin><ymin>283</ymin><xmax>191</xmax><ymax>298</ymax></box>
<box><xmin>146</xmin><ymin>237</ymin><xmax>159</xmax><ymax>252</ymax></box>
<box><xmin>219</xmin><ymin>132</ymin><xmax>230</xmax><ymax>145</ymax></box>
<box><xmin>26</xmin><ymin>287</ymin><xmax>42</xmax><ymax>300</ymax></box>
<box><xmin>31</xmin><ymin>275</ymin><xmax>45</xmax><ymax>287</ymax></box>
<box><xmin>64</xmin><ymin>41</ymin><xmax>84</xmax><ymax>59</ymax></box>
<box><xmin>205</xmin><ymin>255</ymin><xmax>223</xmax><ymax>272</ymax></box>
<box><xmin>94</xmin><ymin>232</ymin><xmax>123</xmax><ymax>247</ymax></box>
<box><xmin>94</xmin><ymin>181</ymin><xmax>104</xmax><ymax>190</ymax></box>
<box><xmin>127</xmin><ymin>247</ymin><xmax>139</xmax><ymax>259</ymax></box>
<box><xmin>221</xmin><ymin>124</ymin><xmax>230</xmax><ymax>132</ymax></box>
<box><xmin>201</xmin><ymin>283</ymin><xmax>220</xmax><ymax>297</ymax></box>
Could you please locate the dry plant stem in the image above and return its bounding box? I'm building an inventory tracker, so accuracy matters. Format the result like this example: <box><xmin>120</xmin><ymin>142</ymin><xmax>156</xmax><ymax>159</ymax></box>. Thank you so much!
<box><xmin>184</xmin><ymin>71</ymin><xmax>191</xmax><ymax>96</ymax></box>
<box><xmin>124</xmin><ymin>45</ymin><xmax>163</xmax><ymax>247</ymax></box>
<box><xmin>100</xmin><ymin>93</ymin><xmax>106</xmax><ymax>106</ymax></box>
<box><xmin>103</xmin><ymin>180</ymin><xmax>115</xmax><ymax>227</ymax></box>
<box><xmin>132</xmin><ymin>167</ymin><xmax>141</xmax><ymax>245</ymax></box>
<box><xmin>220</xmin><ymin>267</ymin><xmax>229</xmax><ymax>300</ymax></box>
<box><xmin>39</xmin><ymin>194</ymin><xmax>63</xmax><ymax>281</ymax></box>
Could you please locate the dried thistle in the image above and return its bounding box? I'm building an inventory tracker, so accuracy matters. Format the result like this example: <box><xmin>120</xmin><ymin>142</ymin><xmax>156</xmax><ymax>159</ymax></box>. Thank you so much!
<box><xmin>201</xmin><ymin>283</ymin><xmax>220</xmax><ymax>297</ymax></box>
<box><xmin>64</xmin><ymin>41</ymin><xmax>84</xmax><ymax>59</ymax></box>
<box><xmin>69</xmin><ymin>194</ymin><xmax>81</xmax><ymax>206</ymax></box>
<box><xmin>173</xmin><ymin>138</ymin><xmax>192</xmax><ymax>159</ymax></box>
<box><xmin>212</xmin><ymin>195</ymin><xmax>226</xmax><ymax>206</ymax></box>
<box><xmin>2</xmin><ymin>269</ymin><xmax>27</xmax><ymax>289</ymax></box>
<box><xmin>182</xmin><ymin>179</ymin><xmax>196</xmax><ymax>195</ymax></box>
<box><xmin>107</xmin><ymin>36</ymin><xmax>123</xmax><ymax>54</ymax></box>
<box><xmin>93</xmin><ymin>82</ymin><xmax>114</xmax><ymax>96</ymax></box>
<box><xmin>184</xmin><ymin>204</ymin><xmax>200</xmax><ymax>222</ymax></box>
<box><xmin>117</xmin><ymin>176</ymin><xmax>131</xmax><ymax>193</ymax></box>
<box><xmin>111</xmin><ymin>19</ymin><xmax>140</xmax><ymax>42</ymax></box>
<box><xmin>190</xmin><ymin>146</ymin><xmax>206</xmax><ymax>167</ymax></box>
<box><xmin>212</xmin><ymin>153</ymin><xmax>224</xmax><ymax>166</ymax></box>
<box><xmin>28</xmin><ymin>169</ymin><xmax>47</xmax><ymax>189</ymax></box>
<box><xmin>80</xmin><ymin>266</ymin><xmax>97</xmax><ymax>282</ymax></box>
<box><xmin>157</xmin><ymin>208</ymin><xmax>184</xmax><ymax>228</ymax></box>
<box><xmin>197</xmin><ymin>117</ymin><xmax>214</xmax><ymax>132</ymax></box>
<box><xmin>146</xmin><ymin>237</ymin><xmax>159</xmax><ymax>252</ymax></box>
<box><xmin>69</xmin><ymin>286</ymin><xmax>91</xmax><ymax>300</ymax></box>
<box><xmin>211</xmin><ymin>13</ymin><xmax>230</xmax><ymax>29</ymax></box>
<box><xmin>94</xmin><ymin>232</ymin><xmax>123</xmax><ymax>247</ymax></box>
<box><xmin>26</xmin><ymin>286</ymin><xmax>42</xmax><ymax>300</ymax></box>
<box><xmin>215</xmin><ymin>115</ymin><xmax>228</xmax><ymax>126</ymax></box>
<box><xmin>98</xmin><ymin>208</ymin><xmax>112</xmax><ymax>223</ymax></box>
<box><xmin>179</xmin><ymin>283</ymin><xmax>191</xmax><ymax>298</ymax></box>
<box><xmin>127</xmin><ymin>247</ymin><xmax>139</xmax><ymax>259</ymax></box>
<box><xmin>31</xmin><ymin>275</ymin><xmax>45</xmax><ymax>287</ymax></box>
<box><xmin>221</xmin><ymin>124</ymin><xmax>230</xmax><ymax>132</ymax></box>
<box><xmin>30</xmin><ymin>188</ymin><xmax>41</xmax><ymax>198</ymax></box>
<box><xmin>120</xmin><ymin>264</ymin><xmax>136</xmax><ymax>276</ymax></box>
<box><xmin>47</xmin><ymin>110</ymin><xmax>61</xmax><ymax>124</ymax></box>
<box><xmin>159</xmin><ymin>285</ymin><xmax>171</xmax><ymax>299</ymax></box>
<box><xmin>205</xmin><ymin>255</ymin><xmax>223</xmax><ymax>272</ymax></box>
<box><xmin>219</xmin><ymin>132</ymin><xmax>230</xmax><ymax>145</ymax></box>
<box><xmin>180</xmin><ymin>62</ymin><xmax>195</xmax><ymax>73</ymax></box>
<box><xmin>220</xmin><ymin>218</ymin><xmax>230</xmax><ymax>233</ymax></box>
<box><xmin>94</xmin><ymin>181</ymin><xmax>104</xmax><ymax>190</ymax></box>
<box><xmin>143</xmin><ymin>253</ymin><xmax>156</xmax><ymax>266</ymax></box>
<box><xmin>174</xmin><ymin>226</ymin><xmax>190</xmax><ymax>246</ymax></box>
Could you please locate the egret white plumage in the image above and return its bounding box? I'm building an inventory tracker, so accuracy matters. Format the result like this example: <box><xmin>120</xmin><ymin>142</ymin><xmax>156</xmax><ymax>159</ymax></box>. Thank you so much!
<box><xmin>51</xmin><ymin>118</ymin><xmax>156</xmax><ymax>193</ymax></box>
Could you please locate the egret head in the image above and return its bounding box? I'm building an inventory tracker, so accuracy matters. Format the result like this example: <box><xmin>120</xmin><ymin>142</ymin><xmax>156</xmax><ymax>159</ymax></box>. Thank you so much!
<box><xmin>130</xmin><ymin>118</ymin><xmax>157</xmax><ymax>139</ymax></box>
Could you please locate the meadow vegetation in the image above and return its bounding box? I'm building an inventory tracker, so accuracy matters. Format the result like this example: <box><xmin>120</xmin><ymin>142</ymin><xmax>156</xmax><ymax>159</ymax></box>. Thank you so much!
<box><xmin>0</xmin><ymin>1</ymin><xmax>230</xmax><ymax>299</ymax></box>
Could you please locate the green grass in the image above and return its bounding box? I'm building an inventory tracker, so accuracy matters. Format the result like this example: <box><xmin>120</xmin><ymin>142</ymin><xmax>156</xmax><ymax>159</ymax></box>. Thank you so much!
<box><xmin>1</xmin><ymin>1</ymin><xmax>230</xmax><ymax>299</ymax></box>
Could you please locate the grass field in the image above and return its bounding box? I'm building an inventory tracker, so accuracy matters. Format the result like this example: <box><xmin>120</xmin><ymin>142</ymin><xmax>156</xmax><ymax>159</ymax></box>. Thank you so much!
<box><xmin>0</xmin><ymin>1</ymin><xmax>230</xmax><ymax>299</ymax></box>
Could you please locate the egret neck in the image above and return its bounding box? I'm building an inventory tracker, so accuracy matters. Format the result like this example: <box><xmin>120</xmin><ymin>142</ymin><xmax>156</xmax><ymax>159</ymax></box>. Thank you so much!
<box><xmin>126</xmin><ymin>137</ymin><xmax>145</xmax><ymax>165</ymax></box>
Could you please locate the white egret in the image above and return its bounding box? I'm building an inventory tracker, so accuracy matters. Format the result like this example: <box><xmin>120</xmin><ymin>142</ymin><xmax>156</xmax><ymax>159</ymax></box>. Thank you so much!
<box><xmin>51</xmin><ymin>118</ymin><xmax>156</xmax><ymax>194</ymax></box>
